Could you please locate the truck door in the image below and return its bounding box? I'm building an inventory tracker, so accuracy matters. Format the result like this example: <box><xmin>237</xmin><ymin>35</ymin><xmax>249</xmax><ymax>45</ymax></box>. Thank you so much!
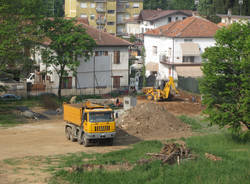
<box><xmin>83</xmin><ymin>112</ymin><xmax>88</xmax><ymax>132</ymax></box>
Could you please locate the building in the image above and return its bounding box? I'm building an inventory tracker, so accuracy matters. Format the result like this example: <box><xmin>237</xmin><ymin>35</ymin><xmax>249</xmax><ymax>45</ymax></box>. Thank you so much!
<box><xmin>65</xmin><ymin>0</ymin><xmax>143</xmax><ymax>35</ymax></box>
<box><xmin>143</xmin><ymin>16</ymin><xmax>220</xmax><ymax>81</ymax></box>
<box><xmin>217</xmin><ymin>14</ymin><xmax>250</xmax><ymax>25</ymax></box>
<box><xmin>33</xmin><ymin>20</ymin><xmax>131</xmax><ymax>95</ymax></box>
<box><xmin>126</xmin><ymin>9</ymin><xmax>193</xmax><ymax>35</ymax></box>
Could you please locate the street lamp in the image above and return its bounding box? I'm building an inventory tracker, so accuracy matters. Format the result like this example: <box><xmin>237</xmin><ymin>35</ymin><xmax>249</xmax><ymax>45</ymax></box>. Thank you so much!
<box><xmin>239</xmin><ymin>0</ymin><xmax>243</xmax><ymax>16</ymax></box>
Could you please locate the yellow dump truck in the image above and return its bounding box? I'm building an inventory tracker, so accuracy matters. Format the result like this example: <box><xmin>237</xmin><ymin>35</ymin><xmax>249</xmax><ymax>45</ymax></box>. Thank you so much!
<box><xmin>63</xmin><ymin>101</ymin><xmax>116</xmax><ymax>146</ymax></box>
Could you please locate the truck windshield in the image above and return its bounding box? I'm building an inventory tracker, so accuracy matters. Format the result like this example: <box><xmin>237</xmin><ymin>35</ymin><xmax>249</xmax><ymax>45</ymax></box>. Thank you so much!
<box><xmin>89</xmin><ymin>112</ymin><xmax>114</xmax><ymax>123</ymax></box>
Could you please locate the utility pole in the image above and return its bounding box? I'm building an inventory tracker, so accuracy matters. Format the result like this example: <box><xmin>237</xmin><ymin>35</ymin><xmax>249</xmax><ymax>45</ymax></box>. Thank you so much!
<box><xmin>239</xmin><ymin>0</ymin><xmax>243</xmax><ymax>16</ymax></box>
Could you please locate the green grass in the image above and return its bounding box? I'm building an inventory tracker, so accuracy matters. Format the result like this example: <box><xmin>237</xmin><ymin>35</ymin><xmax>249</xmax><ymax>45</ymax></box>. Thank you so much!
<box><xmin>179</xmin><ymin>115</ymin><xmax>203</xmax><ymax>130</ymax></box>
<box><xmin>48</xmin><ymin>134</ymin><xmax>250</xmax><ymax>184</ymax></box>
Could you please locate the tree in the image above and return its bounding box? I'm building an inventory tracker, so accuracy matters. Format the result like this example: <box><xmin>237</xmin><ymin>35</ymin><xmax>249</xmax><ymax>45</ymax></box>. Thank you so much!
<box><xmin>0</xmin><ymin>0</ymin><xmax>47</xmax><ymax>77</ymax></box>
<box><xmin>200</xmin><ymin>22</ymin><xmax>250</xmax><ymax>138</ymax></box>
<box><xmin>40</xmin><ymin>18</ymin><xmax>96</xmax><ymax>98</ymax></box>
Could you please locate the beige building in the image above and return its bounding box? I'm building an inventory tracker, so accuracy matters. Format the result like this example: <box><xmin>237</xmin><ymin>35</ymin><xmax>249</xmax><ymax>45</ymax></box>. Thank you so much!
<box><xmin>65</xmin><ymin>0</ymin><xmax>143</xmax><ymax>35</ymax></box>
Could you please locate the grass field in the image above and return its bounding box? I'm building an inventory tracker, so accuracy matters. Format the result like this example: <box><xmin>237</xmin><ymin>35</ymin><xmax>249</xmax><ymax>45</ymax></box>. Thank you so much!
<box><xmin>0</xmin><ymin>98</ymin><xmax>41</xmax><ymax>127</ymax></box>
<box><xmin>48</xmin><ymin>133</ymin><xmax>250</xmax><ymax>184</ymax></box>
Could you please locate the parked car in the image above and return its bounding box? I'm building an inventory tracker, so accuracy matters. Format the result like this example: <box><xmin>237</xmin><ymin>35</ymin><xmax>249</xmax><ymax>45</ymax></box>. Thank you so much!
<box><xmin>0</xmin><ymin>94</ymin><xmax>21</xmax><ymax>101</ymax></box>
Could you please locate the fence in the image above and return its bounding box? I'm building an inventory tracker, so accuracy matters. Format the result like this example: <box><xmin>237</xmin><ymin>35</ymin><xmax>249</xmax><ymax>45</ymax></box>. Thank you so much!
<box><xmin>4</xmin><ymin>85</ymin><xmax>130</xmax><ymax>97</ymax></box>
<box><xmin>177</xmin><ymin>76</ymin><xmax>201</xmax><ymax>94</ymax></box>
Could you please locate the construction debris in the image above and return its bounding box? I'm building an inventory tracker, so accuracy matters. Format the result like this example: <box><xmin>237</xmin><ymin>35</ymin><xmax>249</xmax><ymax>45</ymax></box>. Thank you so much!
<box><xmin>205</xmin><ymin>153</ymin><xmax>222</xmax><ymax>161</ymax></box>
<box><xmin>117</xmin><ymin>102</ymin><xmax>191</xmax><ymax>139</ymax></box>
<box><xmin>141</xmin><ymin>143</ymin><xmax>195</xmax><ymax>165</ymax></box>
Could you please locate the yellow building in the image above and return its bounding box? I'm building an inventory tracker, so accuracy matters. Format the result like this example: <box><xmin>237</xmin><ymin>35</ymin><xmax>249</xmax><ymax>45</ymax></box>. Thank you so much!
<box><xmin>65</xmin><ymin>0</ymin><xmax>143</xmax><ymax>35</ymax></box>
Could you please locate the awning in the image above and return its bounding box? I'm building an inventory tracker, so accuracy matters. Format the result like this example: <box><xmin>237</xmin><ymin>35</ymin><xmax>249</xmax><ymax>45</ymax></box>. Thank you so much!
<box><xmin>176</xmin><ymin>66</ymin><xmax>203</xmax><ymax>77</ymax></box>
<box><xmin>146</xmin><ymin>62</ymin><xmax>159</xmax><ymax>72</ymax></box>
<box><xmin>181</xmin><ymin>43</ymin><xmax>200</xmax><ymax>56</ymax></box>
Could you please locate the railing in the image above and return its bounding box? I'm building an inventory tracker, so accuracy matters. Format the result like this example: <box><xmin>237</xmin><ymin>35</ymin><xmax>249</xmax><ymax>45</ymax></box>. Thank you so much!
<box><xmin>159</xmin><ymin>54</ymin><xmax>170</xmax><ymax>63</ymax></box>
<box><xmin>96</xmin><ymin>7</ymin><xmax>106</xmax><ymax>13</ymax></box>
<box><xmin>96</xmin><ymin>18</ymin><xmax>106</xmax><ymax>25</ymax></box>
<box><xmin>94</xmin><ymin>0</ymin><xmax>106</xmax><ymax>2</ymax></box>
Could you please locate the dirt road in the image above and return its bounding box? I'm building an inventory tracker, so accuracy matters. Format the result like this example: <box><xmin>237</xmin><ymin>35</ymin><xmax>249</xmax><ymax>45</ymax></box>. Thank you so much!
<box><xmin>0</xmin><ymin>118</ymin><xmax>134</xmax><ymax>161</ymax></box>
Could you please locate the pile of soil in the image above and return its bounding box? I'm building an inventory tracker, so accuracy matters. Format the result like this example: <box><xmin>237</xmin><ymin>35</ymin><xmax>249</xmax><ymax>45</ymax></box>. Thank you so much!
<box><xmin>117</xmin><ymin>102</ymin><xmax>191</xmax><ymax>140</ymax></box>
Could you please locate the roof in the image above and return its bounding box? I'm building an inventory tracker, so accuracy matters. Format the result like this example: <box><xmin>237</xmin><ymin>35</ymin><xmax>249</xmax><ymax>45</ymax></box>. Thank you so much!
<box><xmin>217</xmin><ymin>14</ymin><xmax>250</xmax><ymax>19</ymax></box>
<box><xmin>145</xmin><ymin>16</ymin><xmax>220</xmax><ymax>38</ymax></box>
<box><xmin>43</xmin><ymin>18</ymin><xmax>131</xmax><ymax>47</ymax></box>
<box><xmin>79</xmin><ymin>22</ymin><xmax>131</xmax><ymax>47</ymax></box>
<box><xmin>217</xmin><ymin>22</ymin><xmax>227</xmax><ymax>28</ymax></box>
<box><xmin>139</xmin><ymin>9</ymin><xmax>193</xmax><ymax>22</ymax></box>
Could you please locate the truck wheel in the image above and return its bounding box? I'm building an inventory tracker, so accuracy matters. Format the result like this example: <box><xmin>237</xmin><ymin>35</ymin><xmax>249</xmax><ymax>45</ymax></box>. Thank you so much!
<box><xmin>77</xmin><ymin>132</ymin><xmax>83</xmax><ymax>145</ymax></box>
<box><xmin>65</xmin><ymin>127</ymin><xmax>71</xmax><ymax>140</ymax></box>
<box><xmin>107</xmin><ymin>138</ymin><xmax>113</xmax><ymax>146</ymax></box>
<box><xmin>82</xmin><ymin>137</ymin><xmax>89</xmax><ymax>147</ymax></box>
<box><xmin>69</xmin><ymin>129</ymin><xmax>77</xmax><ymax>142</ymax></box>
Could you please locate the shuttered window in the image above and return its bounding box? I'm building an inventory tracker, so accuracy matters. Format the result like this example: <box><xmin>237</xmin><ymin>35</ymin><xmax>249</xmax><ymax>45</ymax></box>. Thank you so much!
<box><xmin>113</xmin><ymin>76</ymin><xmax>120</xmax><ymax>88</ymax></box>
<box><xmin>114</xmin><ymin>51</ymin><xmax>120</xmax><ymax>64</ymax></box>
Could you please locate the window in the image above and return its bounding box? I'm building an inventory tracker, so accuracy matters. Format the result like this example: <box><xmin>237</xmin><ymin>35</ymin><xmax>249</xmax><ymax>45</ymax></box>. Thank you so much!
<box><xmin>176</xmin><ymin>17</ymin><xmax>178</xmax><ymax>21</ymax></box>
<box><xmin>126</xmin><ymin>3</ymin><xmax>130</xmax><ymax>8</ymax></box>
<box><xmin>61</xmin><ymin>77</ymin><xmax>72</xmax><ymax>89</ymax></box>
<box><xmin>90</xmin><ymin>3</ymin><xmax>95</xmax><ymax>8</ymax></box>
<box><xmin>168</xmin><ymin>17</ymin><xmax>172</xmax><ymax>23</ymax></box>
<box><xmin>108</xmin><ymin>10</ymin><xmax>115</xmax><ymax>14</ymax></box>
<box><xmin>80</xmin><ymin>14</ymin><xmax>87</xmax><ymax>18</ymax></box>
<box><xmin>183</xmin><ymin>56</ymin><xmax>195</xmax><ymax>63</ymax></box>
<box><xmin>133</xmin><ymin>14</ymin><xmax>139</xmax><ymax>17</ymax></box>
<box><xmin>114</xmin><ymin>51</ymin><xmax>120</xmax><ymax>64</ymax></box>
<box><xmin>95</xmin><ymin>51</ymin><xmax>108</xmax><ymax>56</ymax></box>
<box><xmin>107</xmin><ymin>22</ymin><xmax>115</xmax><ymax>25</ymax></box>
<box><xmin>152</xmin><ymin>46</ymin><xmax>157</xmax><ymax>55</ymax></box>
<box><xmin>90</xmin><ymin>14</ymin><xmax>95</xmax><ymax>20</ymax></box>
<box><xmin>97</xmin><ymin>25</ymin><xmax>104</xmax><ymax>30</ymax></box>
<box><xmin>113</xmin><ymin>76</ymin><xmax>120</xmax><ymax>88</ymax></box>
<box><xmin>80</xmin><ymin>3</ymin><xmax>87</xmax><ymax>8</ymax></box>
<box><xmin>133</xmin><ymin>3</ymin><xmax>139</xmax><ymax>8</ymax></box>
<box><xmin>141</xmin><ymin>28</ymin><xmax>144</xmax><ymax>33</ymax></box>
<box><xmin>183</xmin><ymin>17</ymin><xmax>186</xmax><ymax>20</ymax></box>
<box><xmin>184</xmin><ymin>38</ymin><xmax>193</xmax><ymax>42</ymax></box>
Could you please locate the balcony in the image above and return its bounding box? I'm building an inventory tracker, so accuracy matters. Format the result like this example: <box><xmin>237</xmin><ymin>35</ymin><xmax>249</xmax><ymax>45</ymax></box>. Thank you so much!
<box><xmin>117</xmin><ymin>19</ymin><xmax>126</xmax><ymax>24</ymax></box>
<box><xmin>96</xmin><ymin>7</ymin><xmax>106</xmax><ymax>13</ymax></box>
<box><xmin>117</xmin><ymin>6</ymin><xmax>126</xmax><ymax>12</ymax></box>
<box><xmin>94</xmin><ymin>0</ymin><xmax>106</xmax><ymax>2</ymax></box>
<box><xmin>96</xmin><ymin>18</ymin><xmax>106</xmax><ymax>25</ymax></box>
<box><xmin>159</xmin><ymin>54</ymin><xmax>170</xmax><ymax>64</ymax></box>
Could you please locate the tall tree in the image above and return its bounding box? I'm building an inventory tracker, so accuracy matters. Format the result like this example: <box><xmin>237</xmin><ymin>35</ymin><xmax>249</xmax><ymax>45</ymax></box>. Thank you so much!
<box><xmin>40</xmin><ymin>18</ymin><xmax>96</xmax><ymax>97</ymax></box>
<box><xmin>0</xmin><ymin>0</ymin><xmax>46</xmax><ymax>77</ymax></box>
<box><xmin>200</xmin><ymin>22</ymin><xmax>250</xmax><ymax>139</ymax></box>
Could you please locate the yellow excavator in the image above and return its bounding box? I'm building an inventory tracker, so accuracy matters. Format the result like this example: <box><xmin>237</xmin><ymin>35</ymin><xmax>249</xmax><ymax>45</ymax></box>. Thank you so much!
<box><xmin>143</xmin><ymin>77</ymin><xmax>178</xmax><ymax>101</ymax></box>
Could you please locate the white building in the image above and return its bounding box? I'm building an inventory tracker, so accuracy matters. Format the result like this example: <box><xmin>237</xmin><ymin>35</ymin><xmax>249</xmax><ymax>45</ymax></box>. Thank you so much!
<box><xmin>126</xmin><ymin>9</ymin><xmax>193</xmax><ymax>35</ymax></box>
<box><xmin>217</xmin><ymin>14</ymin><xmax>250</xmax><ymax>26</ymax></box>
<box><xmin>33</xmin><ymin>21</ymin><xmax>131</xmax><ymax>95</ymax></box>
<box><xmin>144</xmin><ymin>16</ymin><xmax>220</xmax><ymax>81</ymax></box>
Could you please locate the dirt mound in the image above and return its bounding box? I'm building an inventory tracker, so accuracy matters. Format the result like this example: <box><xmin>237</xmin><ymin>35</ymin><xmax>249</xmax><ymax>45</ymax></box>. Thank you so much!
<box><xmin>117</xmin><ymin>102</ymin><xmax>191</xmax><ymax>140</ymax></box>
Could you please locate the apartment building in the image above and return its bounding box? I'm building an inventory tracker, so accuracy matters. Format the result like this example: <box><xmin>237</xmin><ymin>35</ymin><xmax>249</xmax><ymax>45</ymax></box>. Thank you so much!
<box><xmin>65</xmin><ymin>0</ymin><xmax>143</xmax><ymax>35</ymax></box>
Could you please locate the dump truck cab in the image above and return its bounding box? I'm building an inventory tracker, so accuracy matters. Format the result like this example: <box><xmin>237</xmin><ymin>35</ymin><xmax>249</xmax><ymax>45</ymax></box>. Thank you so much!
<box><xmin>64</xmin><ymin>102</ymin><xmax>116</xmax><ymax>146</ymax></box>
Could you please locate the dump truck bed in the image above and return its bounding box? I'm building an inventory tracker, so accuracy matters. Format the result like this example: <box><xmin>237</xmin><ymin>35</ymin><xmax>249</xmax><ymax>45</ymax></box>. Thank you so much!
<box><xmin>63</xmin><ymin>103</ymin><xmax>83</xmax><ymax>126</ymax></box>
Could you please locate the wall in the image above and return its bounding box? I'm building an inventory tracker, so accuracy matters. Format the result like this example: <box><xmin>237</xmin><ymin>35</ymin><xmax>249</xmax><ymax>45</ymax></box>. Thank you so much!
<box><xmin>65</xmin><ymin>0</ymin><xmax>77</xmax><ymax>17</ymax></box>
<box><xmin>154</xmin><ymin>14</ymin><xmax>188</xmax><ymax>28</ymax></box>
<box><xmin>144</xmin><ymin>35</ymin><xmax>216</xmax><ymax>80</ymax></box>
<box><xmin>126</xmin><ymin>22</ymin><xmax>140</xmax><ymax>34</ymax></box>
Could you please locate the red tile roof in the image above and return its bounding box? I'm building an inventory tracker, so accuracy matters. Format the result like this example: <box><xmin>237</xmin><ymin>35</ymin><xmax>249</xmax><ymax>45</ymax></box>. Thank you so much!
<box><xmin>139</xmin><ymin>10</ymin><xmax>193</xmax><ymax>21</ymax></box>
<box><xmin>145</xmin><ymin>16</ymin><xmax>220</xmax><ymax>38</ymax></box>
<box><xmin>217</xmin><ymin>22</ymin><xmax>227</xmax><ymax>28</ymax></box>
<box><xmin>79</xmin><ymin>23</ymin><xmax>131</xmax><ymax>46</ymax></box>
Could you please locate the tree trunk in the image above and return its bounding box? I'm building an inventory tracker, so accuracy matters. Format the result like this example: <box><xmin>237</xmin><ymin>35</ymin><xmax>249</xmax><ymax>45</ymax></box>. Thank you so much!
<box><xmin>58</xmin><ymin>75</ymin><xmax>62</xmax><ymax>98</ymax></box>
